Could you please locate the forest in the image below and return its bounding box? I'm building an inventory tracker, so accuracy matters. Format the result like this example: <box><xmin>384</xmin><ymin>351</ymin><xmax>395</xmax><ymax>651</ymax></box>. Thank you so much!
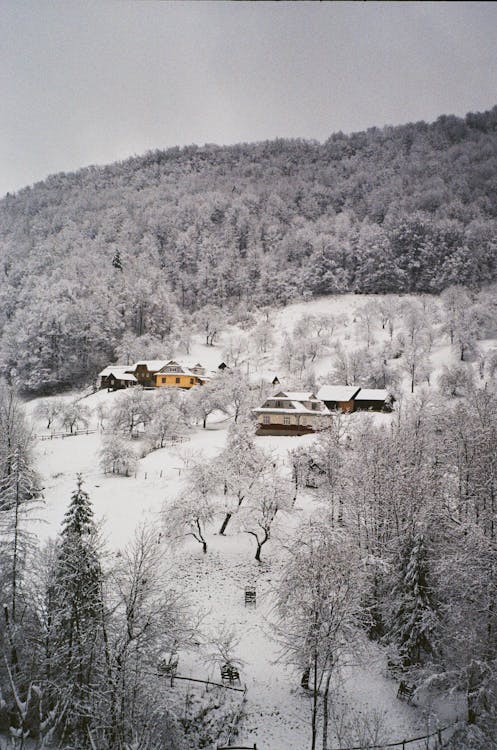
<box><xmin>0</xmin><ymin>106</ymin><xmax>497</xmax><ymax>392</ymax></box>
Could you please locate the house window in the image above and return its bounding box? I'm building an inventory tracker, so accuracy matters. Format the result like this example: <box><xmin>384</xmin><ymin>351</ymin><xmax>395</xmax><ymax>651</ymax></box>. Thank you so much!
<box><xmin>263</xmin><ymin>415</ymin><xmax>270</xmax><ymax>425</ymax></box>
<box><xmin>162</xmin><ymin>377</ymin><xmax>166</xmax><ymax>384</ymax></box>
<box><xmin>175</xmin><ymin>377</ymin><xmax>180</xmax><ymax>384</ymax></box>
<box><xmin>190</xmin><ymin>378</ymin><xmax>194</xmax><ymax>384</ymax></box>
<box><xmin>283</xmin><ymin>416</ymin><xmax>290</xmax><ymax>425</ymax></box>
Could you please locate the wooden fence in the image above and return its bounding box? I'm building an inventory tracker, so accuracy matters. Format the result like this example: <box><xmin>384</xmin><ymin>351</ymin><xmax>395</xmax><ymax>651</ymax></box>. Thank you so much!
<box><xmin>36</xmin><ymin>429</ymin><xmax>97</xmax><ymax>440</ymax></box>
<box><xmin>216</xmin><ymin>721</ymin><xmax>458</xmax><ymax>750</ymax></box>
<box><xmin>327</xmin><ymin>721</ymin><xmax>458</xmax><ymax>750</ymax></box>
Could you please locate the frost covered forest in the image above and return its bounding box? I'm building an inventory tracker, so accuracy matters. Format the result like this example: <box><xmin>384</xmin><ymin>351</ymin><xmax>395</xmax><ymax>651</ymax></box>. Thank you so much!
<box><xmin>1</xmin><ymin>105</ymin><xmax>497</xmax><ymax>750</ymax></box>
<box><xmin>1</xmin><ymin>107</ymin><xmax>497</xmax><ymax>392</ymax></box>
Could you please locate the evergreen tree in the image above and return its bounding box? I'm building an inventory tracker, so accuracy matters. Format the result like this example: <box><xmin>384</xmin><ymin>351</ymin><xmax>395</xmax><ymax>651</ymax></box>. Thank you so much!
<box><xmin>387</xmin><ymin>532</ymin><xmax>437</xmax><ymax>667</ymax></box>
<box><xmin>50</xmin><ymin>475</ymin><xmax>104</xmax><ymax>743</ymax></box>
<box><xmin>112</xmin><ymin>248</ymin><xmax>123</xmax><ymax>271</ymax></box>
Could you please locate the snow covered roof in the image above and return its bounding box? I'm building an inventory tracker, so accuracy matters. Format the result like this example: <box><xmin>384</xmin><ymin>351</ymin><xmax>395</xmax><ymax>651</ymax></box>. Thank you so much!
<box><xmin>156</xmin><ymin>360</ymin><xmax>208</xmax><ymax>379</ymax></box>
<box><xmin>317</xmin><ymin>386</ymin><xmax>361</xmax><ymax>402</ymax></box>
<box><xmin>273</xmin><ymin>391</ymin><xmax>320</xmax><ymax>402</ymax></box>
<box><xmin>114</xmin><ymin>372</ymin><xmax>137</xmax><ymax>382</ymax></box>
<box><xmin>133</xmin><ymin>360</ymin><xmax>171</xmax><ymax>372</ymax></box>
<box><xmin>254</xmin><ymin>401</ymin><xmax>331</xmax><ymax>416</ymax></box>
<box><xmin>354</xmin><ymin>389</ymin><xmax>388</xmax><ymax>401</ymax></box>
<box><xmin>99</xmin><ymin>366</ymin><xmax>137</xmax><ymax>380</ymax></box>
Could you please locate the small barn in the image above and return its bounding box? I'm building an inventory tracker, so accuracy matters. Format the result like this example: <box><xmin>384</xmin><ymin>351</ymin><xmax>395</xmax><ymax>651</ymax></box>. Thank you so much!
<box><xmin>98</xmin><ymin>367</ymin><xmax>137</xmax><ymax>391</ymax></box>
<box><xmin>316</xmin><ymin>386</ymin><xmax>361</xmax><ymax>413</ymax></box>
<box><xmin>353</xmin><ymin>389</ymin><xmax>395</xmax><ymax>412</ymax></box>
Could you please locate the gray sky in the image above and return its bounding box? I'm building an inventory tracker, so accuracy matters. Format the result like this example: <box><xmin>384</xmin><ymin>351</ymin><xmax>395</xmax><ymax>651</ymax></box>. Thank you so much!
<box><xmin>1</xmin><ymin>0</ymin><xmax>496</xmax><ymax>197</ymax></box>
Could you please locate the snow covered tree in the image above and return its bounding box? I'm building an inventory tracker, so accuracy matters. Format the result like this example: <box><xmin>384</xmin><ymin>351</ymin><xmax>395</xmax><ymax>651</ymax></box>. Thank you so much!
<box><xmin>162</xmin><ymin>462</ymin><xmax>217</xmax><ymax>553</ymax></box>
<box><xmin>104</xmin><ymin>524</ymin><xmax>194</xmax><ymax>748</ymax></box>
<box><xmin>215</xmin><ymin>421</ymin><xmax>268</xmax><ymax>535</ymax></box>
<box><xmin>100</xmin><ymin>434</ymin><xmax>138</xmax><ymax>476</ymax></box>
<box><xmin>189</xmin><ymin>379</ymin><xmax>228</xmax><ymax>428</ymax></box>
<box><xmin>0</xmin><ymin>386</ymin><xmax>42</xmax><ymax>628</ymax></box>
<box><xmin>109</xmin><ymin>387</ymin><xmax>152</xmax><ymax>436</ymax></box>
<box><xmin>240</xmin><ymin>468</ymin><xmax>293</xmax><ymax>562</ymax></box>
<box><xmin>437</xmin><ymin>363</ymin><xmax>474</xmax><ymax>397</ymax></box>
<box><xmin>34</xmin><ymin>397</ymin><xmax>64</xmax><ymax>430</ymax></box>
<box><xmin>59</xmin><ymin>400</ymin><xmax>90</xmax><ymax>434</ymax></box>
<box><xmin>112</xmin><ymin>248</ymin><xmax>123</xmax><ymax>271</ymax></box>
<box><xmin>145</xmin><ymin>394</ymin><xmax>186</xmax><ymax>450</ymax></box>
<box><xmin>386</xmin><ymin>531</ymin><xmax>437</xmax><ymax>667</ymax></box>
<box><xmin>274</xmin><ymin>521</ymin><xmax>364</xmax><ymax>750</ymax></box>
<box><xmin>49</xmin><ymin>475</ymin><xmax>105</xmax><ymax>744</ymax></box>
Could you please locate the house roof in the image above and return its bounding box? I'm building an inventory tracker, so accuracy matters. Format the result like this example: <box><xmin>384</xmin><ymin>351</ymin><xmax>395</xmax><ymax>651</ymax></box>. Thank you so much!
<box><xmin>99</xmin><ymin>365</ymin><xmax>136</xmax><ymax>379</ymax></box>
<box><xmin>254</xmin><ymin>401</ymin><xmax>331</xmax><ymax>416</ymax></box>
<box><xmin>133</xmin><ymin>360</ymin><xmax>171</xmax><ymax>372</ymax></box>
<box><xmin>273</xmin><ymin>391</ymin><xmax>320</xmax><ymax>401</ymax></box>
<box><xmin>155</xmin><ymin>364</ymin><xmax>209</xmax><ymax>380</ymax></box>
<box><xmin>317</xmin><ymin>386</ymin><xmax>361</xmax><ymax>402</ymax></box>
<box><xmin>354</xmin><ymin>389</ymin><xmax>389</xmax><ymax>401</ymax></box>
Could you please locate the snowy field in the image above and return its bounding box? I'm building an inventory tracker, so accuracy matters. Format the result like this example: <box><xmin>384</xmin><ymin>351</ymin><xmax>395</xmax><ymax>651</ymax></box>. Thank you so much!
<box><xmin>24</xmin><ymin>292</ymin><xmax>489</xmax><ymax>749</ymax></box>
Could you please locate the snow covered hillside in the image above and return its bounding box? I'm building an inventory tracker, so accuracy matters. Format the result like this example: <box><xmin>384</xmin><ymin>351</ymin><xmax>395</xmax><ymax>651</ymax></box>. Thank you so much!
<box><xmin>20</xmin><ymin>290</ymin><xmax>494</xmax><ymax>749</ymax></box>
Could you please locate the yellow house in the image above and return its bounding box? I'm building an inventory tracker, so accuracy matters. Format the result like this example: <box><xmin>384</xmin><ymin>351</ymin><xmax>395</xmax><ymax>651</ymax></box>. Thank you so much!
<box><xmin>154</xmin><ymin>360</ymin><xmax>207</xmax><ymax>389</ymax></box>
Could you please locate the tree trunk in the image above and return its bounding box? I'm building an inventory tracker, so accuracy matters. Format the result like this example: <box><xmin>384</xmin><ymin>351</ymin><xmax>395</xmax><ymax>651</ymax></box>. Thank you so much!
<box><xmin>311</xmin><ymin>653</ymin><xmax>319</xmax><ymax>750</ymax></box>
<box><xmin>322</xmin><ymin>671</ymin><xmax>332</xmax><ymax>750</ymax></box>
<box><xmin>219</xmin><ymin>512</ymin><xmax>232</xmax><ymax>536</ymax></box>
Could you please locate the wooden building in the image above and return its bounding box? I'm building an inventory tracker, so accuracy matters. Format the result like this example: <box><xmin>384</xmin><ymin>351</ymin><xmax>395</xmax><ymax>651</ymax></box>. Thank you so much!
<box><xmin>98</xmin><ymin>367</ymin><xmax>137</xmax><ymax>391</ymax></box>
<box><xmin>253</xmin><ymin>391</ymin><xmax>331</xmax><ymax>436</ymax></box>
<box><xmin>154</xmin><ymin>360</ymin><xmax>208</xmax><ymax>389</ymax></box>
<box><xmin>128</xmin><ymin>360</ymin><xmax>171</xmax><ymax>388</ymax></box>
<box><xmin>353</xmin><ymin>389</ymin><xmax>394</xmax><ymax>412</ymax></box>
<box><xmin>316</xmin><ymin>386</ymin><xmax>361</xmax><ymax>413</ymax></box>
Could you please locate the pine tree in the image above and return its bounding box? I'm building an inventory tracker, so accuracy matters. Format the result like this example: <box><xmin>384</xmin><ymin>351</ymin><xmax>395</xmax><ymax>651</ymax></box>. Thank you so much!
<box><xmin>388</xmin><ymin>532</ymin><xmax>437</xmax><ymax>667</ymax></box>
<box><xmin>50</xmin><ymin>475</ymin><xmax>104</xmax><ymax>742</ymax></box>
<box><xmin>112</xmin><ymin>248</ymin><xmax>123</xmax><ymax>271</ymax></box>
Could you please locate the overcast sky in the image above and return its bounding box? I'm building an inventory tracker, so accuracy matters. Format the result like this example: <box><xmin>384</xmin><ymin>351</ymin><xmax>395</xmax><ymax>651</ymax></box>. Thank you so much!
<box><xmin>1</xmin><ymin>0</ymin><xmax>496</xmax><ymax>197</ymax></box>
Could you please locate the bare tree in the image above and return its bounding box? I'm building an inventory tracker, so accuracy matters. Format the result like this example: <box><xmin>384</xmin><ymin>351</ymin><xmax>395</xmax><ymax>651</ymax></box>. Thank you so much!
<box><xmin>162</xmin><ymin>462</ymin><xmax>217</xmax><ymax>553</ymax></box>
<box><xmin>274</xmin><ymin>521</ymin><xmax>364</xmax><ymax>750</ymax></box>
<box><xmin>240</xmin><ymin>469</ymin><xmax>293</xmax><ymax>562</ymax></box>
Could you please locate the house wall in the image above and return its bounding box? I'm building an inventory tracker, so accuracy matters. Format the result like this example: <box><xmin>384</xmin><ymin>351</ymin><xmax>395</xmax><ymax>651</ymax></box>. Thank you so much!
<box><xmin>354</xmin><ymin>399</ymin><xmax>388</xmax><ymax>412</ymax></box>
<box><xmin>256</xmin><ymin>412</ymin><xmax>331</xmax><ymax>430</ymax></box>
<box><xmin>101</xmin><ymin>375</ymin><xmax>135</xmax><ymax>390</ymax></box>
<box><xmin>155</xmin><ymin>374</ymin><xmax>200</xmax><ymax>389</ymax></box>
<box><xmin>133</xmin><ymin>365</ymin><xmax>156</xmax><ymax>386</ymax></box>
<box><xmin>324</xmin><ymin>400</ymin><xmax>355</xmax><ymax>413</ymax></box>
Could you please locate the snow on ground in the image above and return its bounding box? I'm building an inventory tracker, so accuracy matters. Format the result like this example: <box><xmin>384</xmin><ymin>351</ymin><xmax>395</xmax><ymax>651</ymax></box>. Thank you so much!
<box><xmin>26</xmin><ymin>292</ymin><xmax>487</xmax><ymax>748</ymax></box>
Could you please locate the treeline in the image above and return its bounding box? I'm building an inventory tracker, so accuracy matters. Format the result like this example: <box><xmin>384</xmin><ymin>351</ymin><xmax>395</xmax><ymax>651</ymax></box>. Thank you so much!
<box><xmin>276</xmin><ymin>387</ymin><xmax>497</xmax><ymax>749</ymax></box>
<box><xmin>0</xmin><ymin>386</ymin><xmax>234</xmax><ymax>749</ymax></box>
<box><xmin>1</xmin><ymin>106</ymin><xmax>497</xmax><ymax>391</ymax></box>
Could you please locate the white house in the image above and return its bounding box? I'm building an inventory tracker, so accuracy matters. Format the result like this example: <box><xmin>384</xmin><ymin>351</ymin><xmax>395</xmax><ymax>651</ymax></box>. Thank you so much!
<box><xmin>253</xmin><ymin>391</ymin><xmax>331</xmax><ymax>435</ymax></box>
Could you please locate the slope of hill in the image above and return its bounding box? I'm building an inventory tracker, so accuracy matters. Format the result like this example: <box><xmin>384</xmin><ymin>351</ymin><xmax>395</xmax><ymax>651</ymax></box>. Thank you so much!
<box><xmin>1</xmin><ymin>106</ymin><xmax>497</xmax><ymax>392</ymax></box>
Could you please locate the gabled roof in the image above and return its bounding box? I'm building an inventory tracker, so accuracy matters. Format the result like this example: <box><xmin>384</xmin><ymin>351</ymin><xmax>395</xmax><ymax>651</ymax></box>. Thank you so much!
<box><xmin>254</xmin><ymin>401</ymin><xmax>331</xmax><ymax>416</ymax></box>
<box><xmin>155</xmin><ymin>362</ymin><xmax>208</xmax><ymax>379</ymax></box>
<box><xmin>99</xmin><ymin>365</ymin><xmax>136</xmax><ymax>379</ymax></box>
<box><xmin>133</xmin><ymin>360</ymin><xmax>170</xmax><ymax>372</ymax></box>
<box><xmin>354</xmin><ymin>389</ymin><xmax>389</xmax><ymax>401</ymax></box>
<box><xmin>317</xmin><ymin>386</ymin><xmax>361</xmax><ymax>402</ymax></box>
<box><xmin>272</xmin><ymin>391</ymin><xmax>320</xmax><ymax>402</ymax></box>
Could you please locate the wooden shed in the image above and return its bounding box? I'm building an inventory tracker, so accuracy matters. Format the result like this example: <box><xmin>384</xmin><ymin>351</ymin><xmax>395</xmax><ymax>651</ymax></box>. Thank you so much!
<box><xmin>353</xmin><ymin>389</ymin><xmax>395</xmax><ymax>412</ymax></box>
<box><xmin>316</xmin><ymin>386</ymin><xmax>361</xmax><ymax>413</ymax></box>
